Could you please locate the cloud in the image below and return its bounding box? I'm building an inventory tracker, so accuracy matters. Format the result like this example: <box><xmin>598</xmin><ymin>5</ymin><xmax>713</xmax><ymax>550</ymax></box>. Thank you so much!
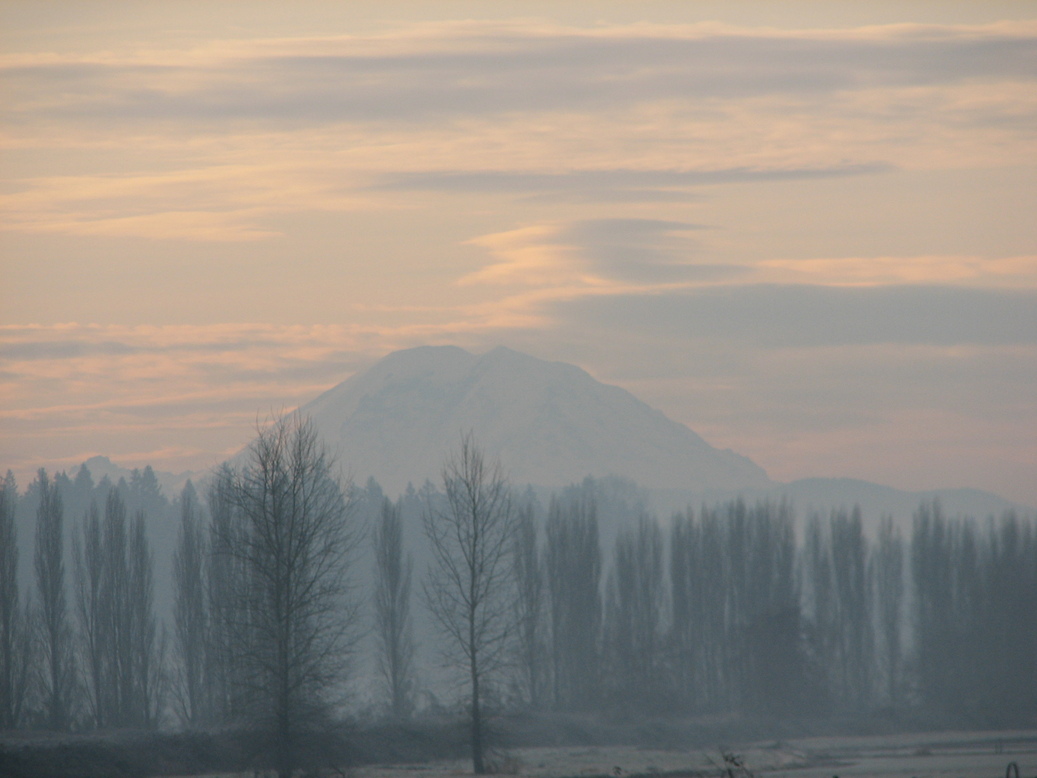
<box><xmin>377</xmin><ymin>164</ymin><xmax>892</xmax><ymax>199</ymax></box>
<box><xmin>0</xmin><ymin>322</ymin><xmax>372</xmax><ymax>406</ymax></box>
<box><xmin>555</xmin><ymin>284</ymin><xmax>1037</xmax><ymax>348</ymax></box>
<box><xmin>4</xmin><ymin>22</ymin><xmax>1035</xmax><ymax>127</ymax></box>
<box><xmin>3</xmin><ymin>21</ymin><xmax>1032</xmax><ymax>241</ymax></box>
<box><xmin>759</xmin><ymin>254</ymin><xmax>1037</xmax><ymax>287</ymax></box>
<box><xmin>560</xmin><ymin>218</ymin><xmax>714</xmax><ymax>284</ymax></box>
<box><xmin>463</xmin><ymin>217</ymin><xmax>749</xmax><ymax>288</ymax></box>
<box><xmin>0</xmin><ymin>161</ymin><xmax>377</xmax><ymax>242</ymax></box>
<box><xmin>0</xmin><ymin>323</ymin><xmax>385</xmax><ymax>479</ymax></box>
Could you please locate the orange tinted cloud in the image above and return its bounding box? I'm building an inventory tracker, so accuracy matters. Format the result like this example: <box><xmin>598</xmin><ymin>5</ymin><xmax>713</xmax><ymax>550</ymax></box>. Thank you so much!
<box><xmin>759</xmin><ymin>255</ymin><xmax>1037</xmax><ymax>287</ymax></box>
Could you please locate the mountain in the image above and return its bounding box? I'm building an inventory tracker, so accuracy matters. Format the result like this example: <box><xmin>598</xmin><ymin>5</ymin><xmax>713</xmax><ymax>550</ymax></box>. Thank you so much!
<box><xmin>300</xmin><ymin>345</ymin><xmax>771</xmax><ymax>494</ymax></box>
<box><xmin>78</xmin><ymin>455</ymin><xmax>197</xmax><ymax>499</ymax></box>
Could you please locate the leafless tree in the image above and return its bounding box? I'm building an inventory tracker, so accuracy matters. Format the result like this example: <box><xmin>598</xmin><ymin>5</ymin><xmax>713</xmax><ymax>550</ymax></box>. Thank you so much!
<box><xmin>173</xmin><ymin>481</ymin><xmax>209</xmax><ymax>726</ymax></box>
<box><xmin>0</xmin><ymin>473</ymin><xmax>14</xmax><ymax>728</ymax></box>
<box><xmin>218</xmin><ymin>414</ymin><xmax>358</xmax><ymax>778</ymax></box>
<box><xmin>373</xmin><ymin>496</ymin><xmax>415</xmax><ymax>718</ymax></box>
<box><xmin>1</xmin><ymin>471</ymin><xmax>33</xmax><ymax>729</ymax></box>
<box><xmin>205</xmin><ymin>463</ymin><xmax>243</xmax><ymax>722</ymax></box>
<box><xmin>0</xmin><ymin>472</ymin><xmax>18</xmax><ymax>728</ymax></box>
<box><xmin>873</xmin><ymin>515</ymin><xmax>904</xmax><ymax>708</ymax></box>
<box><xmin>511</xmin><ymin>500</ymin><xmax>546</xmax><ymax>708</ymax></box>
<box><xmin>830</xmin><ymin>507</ymin><xmax>872</xmax><ymax>707</ymax></box>
<box><xmin>545</xmin><ymin>490</ymin><xmax>601</xmax><ymax>712</ymax></box>
<box><xmin>129</xmin><ymin>509</ymin><xmax>161</xmax><ymax>726</ymax></box>
<box><xmin>73</xmin><ymin>501</ymin><xmax>106</xmax><ymax>727</ymax></box>
<box><xmin>423</xmin><ymin>433</ymin><xmax>515</xmax><ymax>774</ymax></box>
<box><xmin>604</xmin><ymin>513</ymin><xmax>665</xmax><ymax>711</ymax></box>
<box><xmin>102</xmin><ymin>489</ymin><xmax>132</xmax><ymax>726</ymax></box>
<box><xmin>34</xmin><ymin>469</ymin><xmax>75</xmax><ymax>730</ymax></box>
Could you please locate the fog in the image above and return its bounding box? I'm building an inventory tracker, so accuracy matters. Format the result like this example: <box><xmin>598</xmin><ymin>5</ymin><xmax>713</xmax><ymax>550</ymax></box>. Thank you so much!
<box><xmin>2</xmin><ymin>436</ymin><xmax>1035</xmax><ymax>775</ymax></box>
<box><xmin>3</xmin><ymin>3</ymin><xmax>1036</xmax><ymax>776</ymax></box>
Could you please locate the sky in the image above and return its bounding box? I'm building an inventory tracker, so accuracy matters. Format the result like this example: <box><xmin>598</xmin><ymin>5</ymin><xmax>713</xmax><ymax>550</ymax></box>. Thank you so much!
<box><xmin>1</xmin><ymin>1</ymin><xmax>1035</xmax><ymax>507</ymax></box>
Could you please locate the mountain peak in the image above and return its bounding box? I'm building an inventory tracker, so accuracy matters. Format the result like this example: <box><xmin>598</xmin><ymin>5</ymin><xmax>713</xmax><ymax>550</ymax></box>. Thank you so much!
<box><xmin>302</xmin><ymin>345</ymin><xmax>770</xmax><ymax>494</ymax></box>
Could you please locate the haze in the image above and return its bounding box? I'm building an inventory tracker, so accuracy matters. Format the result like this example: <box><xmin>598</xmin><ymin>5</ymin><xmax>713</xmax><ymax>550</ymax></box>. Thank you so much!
<box><xmin>1</xmin><ymin>1</ymin><xmax>1036</xmax><ymax>507</ymax></box>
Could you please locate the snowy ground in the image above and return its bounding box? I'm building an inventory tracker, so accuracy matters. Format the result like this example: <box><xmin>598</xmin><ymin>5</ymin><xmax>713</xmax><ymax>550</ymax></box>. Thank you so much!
<box><xmin>345</xmin><ymin>730</ymin><xmax>1037</xmax><ymax>778</ymax></box>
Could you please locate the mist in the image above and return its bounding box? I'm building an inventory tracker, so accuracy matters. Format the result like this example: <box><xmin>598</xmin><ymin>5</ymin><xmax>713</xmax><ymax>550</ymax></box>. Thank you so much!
<box><xmin>2</xmin><ymin>409</ymin><xmax>1035</xmax><ymax>775</ymax></box>
<box><xmin>3</xmin><ymin>2</ymin><xmax>1036</xmax><ymax>776</ymax></box>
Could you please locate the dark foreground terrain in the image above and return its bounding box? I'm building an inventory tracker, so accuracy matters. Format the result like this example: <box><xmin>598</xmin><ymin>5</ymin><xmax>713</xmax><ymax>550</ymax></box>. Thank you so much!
<box><xmin>1</xmin><ymin>717</ymin><xmax>1034</xmax><ymax>778</ymax></box>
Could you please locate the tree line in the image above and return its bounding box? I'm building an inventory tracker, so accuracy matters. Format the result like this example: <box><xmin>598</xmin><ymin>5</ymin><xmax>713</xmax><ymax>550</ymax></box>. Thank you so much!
<box><xmin>2</xmin><ymin>419</ymin><xmax>1036</xmax><ymax>770</ymax></box>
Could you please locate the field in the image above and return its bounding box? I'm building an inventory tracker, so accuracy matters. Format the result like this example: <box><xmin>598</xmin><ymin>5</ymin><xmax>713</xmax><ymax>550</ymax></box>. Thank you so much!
<box><xmin>350</xmin><ymin>731</ymin><xmax>1037</xmax><ymax>778</ymax></box>
<box><xmin>3</xmin><ymin>726</ymin><xmax>1034</xmax><ymax>778</ymax></box>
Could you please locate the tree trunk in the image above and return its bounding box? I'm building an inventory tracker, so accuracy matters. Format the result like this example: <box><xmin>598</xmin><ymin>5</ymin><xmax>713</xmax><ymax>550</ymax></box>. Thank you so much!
<box><xmin>470</xmin><ymin>660</ymin><xmax>484</xmax><ymax>774</ymax></box>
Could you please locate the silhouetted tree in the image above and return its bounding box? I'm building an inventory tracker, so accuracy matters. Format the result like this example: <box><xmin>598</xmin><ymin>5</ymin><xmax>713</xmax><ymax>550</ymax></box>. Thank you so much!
<box><xmin>129</xmin><ymin>509</ymin><xmax>161</xmax><ymax>726</ymax></box>
<box><xmin>720</xmin><ymin>500</ymin><xmax>797</xmax><ymax>711</ymax></box>
<box><xmin>545</xmin><ymin>489</ymin><xmax>601</xmax><ymax>711</ymax></box>
<box><xmin>669</xmin><ymin>505</ymin><xmax>739</xmax><ymax>712</ymax></box>
<box><xmin>911</xmin><ymin>500</ymin><xmax>962</xmax><ymax>713</ymax></box>
<box><xmin>219</xmin><ymin>414</ymin><xmax>358</xmax><ymax>778</ymax></box>
<box><xmin>696</xmin><ymin>508</ymin><xmax>729</xmax><ymax>709</ymax></box>
<box><xmin>73</xmin><ymin>501</ymin><xmax>106</xmax><ymax>727</ymax></box>
<box><xmin>205</xmin><ymin>463</ymin><xmax>242</xmax><ymax>722</ymax></box>
<box><xmin>1</xmin><ymin>471</ymin><xmax>32</xmax><ymax>729</ymax></box>
<box><xmin>830</xmin><ymin>507</ymin><xmax>872</xmax><ymax>707</ymax></box>
<box><xmin>173</xmin><ymin>482</ymin><xmax>208</xmax><ymax>726</ymax></box>
<box><xmin>911</xmin><ymin>504</ymin><xmax>1037</xmax><ymax>724</ymax></box>
<box><xmin>0</xmin><ymin>472</ymin><xmax>18</xmax><ymax>727</ymax></box>
<box><xmin>423</xmin><ymin>434</ymin><xmax>515</xmax><ymax>775</ymax></box>
<box><xmin>977</xmin><ymin>511</ymin><xmax>1037</xmax><ymax>722</ymax></box>
<box><xmin>803</xmin><ymin>514</ymin><xmax>837</xmax><ymax>701</ymax></box>
<box><xmin>604</xmin><ymin>514</ymin><xmax>665</xmax><ymax>712</ymax></box>
<box><xmin>34</xmin><ymin>469</ymin><xmax>75</xmax><ymax>730</ymax></box>
<box><xmin>873</xmin><ymin>515</ymin><xmax>904</xmax><ymax>708</ymax></box>
<box><xmin>511</xmin><ymin>499</ymin><xmax>546</xmax><ymax>708</ymax></box>
<box><xmin>373</xmin><ymin>496</ymin><xmax>415</xmax><ymax>718</ymax></box>
<box><xmin>102</xmin><ymin>489</ymin><xmax>132</xmax><ymax>725</ymax></box>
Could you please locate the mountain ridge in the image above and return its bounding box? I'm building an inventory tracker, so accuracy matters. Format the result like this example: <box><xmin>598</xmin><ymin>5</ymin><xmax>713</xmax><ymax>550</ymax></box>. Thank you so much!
<box><xmin>300</xmin><ymin>344</ymin><xmax>771</xmax><ymax>494</ymax></box>
<box><xmin>27</xmin><ymin>341</ymin><xmax>1030</xmax><ymax>524</ymax></box>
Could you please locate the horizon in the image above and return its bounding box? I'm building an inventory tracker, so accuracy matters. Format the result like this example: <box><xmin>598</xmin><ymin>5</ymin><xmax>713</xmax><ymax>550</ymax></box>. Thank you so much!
<box><xmin>4</xmin><ymin>343</ymin><xmax>1033</xmax><ymax>517</ymax></box>
<box><xmin>2</xmin><ymin>2</ymin><xmax>1036</xmax><ymax>507</ymax></box>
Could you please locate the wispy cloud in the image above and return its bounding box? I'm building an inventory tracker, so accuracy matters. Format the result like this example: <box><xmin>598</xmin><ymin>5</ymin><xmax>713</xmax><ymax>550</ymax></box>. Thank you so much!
<box><xmin>3</xmin><ymin>20</ymin><xmax>1032</xmax><ymax>241</ymax></box>
<box><xmin>463</xmin><ymin>218</ymin><xmax>742</xmax><ymax>287</ymax></box>
<box><xmin>378</xmin><ymin>164</ymin><xmax>892</xmax><ymax>201</ymax></box>
<box><xmin>5</xmin><ymin>21</ymin><xmax>1035</xmax><ymax>125</ymax></box>
<box><xmin>3</xmin><ymin>14</ymin><xmax>1035</xmax><ymax>505</ymax></box>
<box><xmin>759</xmin><ymin>254</ymin><xmax>1037</xmax><ymax>287</ymax></box>
<box><xmin>555</xmin><ymin>284</ymin><xmax>1037</xmax><ymax>348</ymax></box>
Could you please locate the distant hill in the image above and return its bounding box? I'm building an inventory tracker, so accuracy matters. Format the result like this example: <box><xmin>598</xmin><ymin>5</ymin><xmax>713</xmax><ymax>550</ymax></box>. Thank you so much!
<box><xmin>76</xmin><ymin>455</ymin><xmax>197</xmax><ymax>498</ymax></box>
<box><xmin>301</xmin><ymin>345</ymin><xmax>771</xmax><ymax>494</ymax></box>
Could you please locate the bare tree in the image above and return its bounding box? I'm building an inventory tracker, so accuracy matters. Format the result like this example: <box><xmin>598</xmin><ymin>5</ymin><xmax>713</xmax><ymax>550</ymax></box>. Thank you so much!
<box><xmin>511</xmin><ymin>499</ymin><xmax>546</xmax><ymax>708</ymax></box>
<box><xmin>219</xmin><ymin>414</ymin><xmax>358</xmax><ymax>778</ymax></box>
<box><xmin>173</xmin><ymin>481</ymin><xmax>208</xmax><ymax>726</ymax></box>
<box><xmin>545</xmin><ymin>490</ymin><xmax>601</xmax><ymax>712</ymax></box>
<box><xmin>830</xmin><ymin>507</ymin><xmax>872</xmax><ymax>708</ymax></box>
<box><xmin>102</xmin><ymin>489</ymin><xmax>132</xmax><ymax>726</ymax></box>
<box><xmin>1</xmin><ymin>471</ymin><xmax>32</xmax><ymax>729</ymax></box>
<box><xmin>604</xmin><ymin>514</ymin><xmax>665</xmax><ymax>712</ymax></box>
<box><xmin>129</xmin><ymin>510</ymin><xmax>160</xmax><ymax>726</ymax></box>
<box><xmin>205</xmin><ymin>463</ymin><xmax>243</xmax><ymax>722</ymax></box>
<box><xmin>0</xmin><ymin>472</ymin><xmax>18</xmax><ymax>728</ymax></box>
<box><xmin>373</xmin><ymin>496</ymin><xmax>415</xmax><ymax>718</ymax></box>
<box><xmin>873</xmin><ymin>515</ymin><xmax>904</xmax><ymax>709</ymax></box>
<box><xmin>73</xmin><ymin>501</ymin><xmax>106</xmax><ymax>727</ymax></box>
<box><xmin>34</xmin><ymin>469</ymin><xmax>75</xmax><ymax>730</ymax></box>
<box><xmin>423</xmin><ymin>433</ymin><xmax>515</xmax><ymax>775</ymax></box>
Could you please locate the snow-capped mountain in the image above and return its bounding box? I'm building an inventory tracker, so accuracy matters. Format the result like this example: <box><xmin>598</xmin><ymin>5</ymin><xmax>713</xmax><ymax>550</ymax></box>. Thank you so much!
<box><xmin>300</xmin><ymin>345</ymin><xmax>771</xmax><ymax>494</ymax></box>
